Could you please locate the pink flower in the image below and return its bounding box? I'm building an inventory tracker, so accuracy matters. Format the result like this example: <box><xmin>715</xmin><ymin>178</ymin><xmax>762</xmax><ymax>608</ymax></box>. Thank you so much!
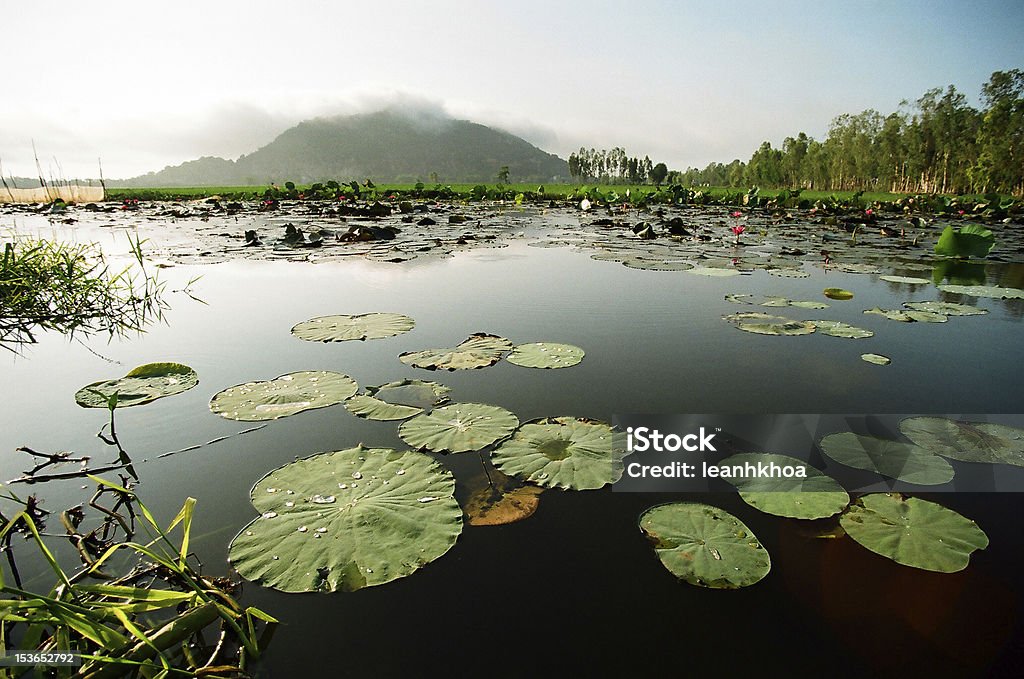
<box><xmin>865</xmin><ymin>208</ymin><xmax>874</xmax><ymax>216</ymax></box>
<box><xmin>958</xmin><ymin>209</ymin><xmax>965</xmax><ymax>215</ymax></box>
<box><xmin>731</xmin><ymin>225</ymin><xmax>745</xmax><ymax>236</ymax></box>
<box><xmin>731</xmin><ymin>211</ymin><xmax>742</xmax><ymax>218</ymax></box>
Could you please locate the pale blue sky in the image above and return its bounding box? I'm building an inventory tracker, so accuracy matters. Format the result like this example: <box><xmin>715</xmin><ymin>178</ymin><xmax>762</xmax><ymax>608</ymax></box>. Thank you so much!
<box><xmin>1</xmin><ymin>0</ymin><xmax>1021</xmax><ymax>178</ymax></box>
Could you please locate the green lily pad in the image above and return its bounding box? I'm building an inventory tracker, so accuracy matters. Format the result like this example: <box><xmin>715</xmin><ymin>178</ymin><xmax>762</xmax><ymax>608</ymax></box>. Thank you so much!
<box><xmin>899</xmin><ymin>417</ymin><xmax>1024</xmax><ymax>467</ymax></box>
<box><xmin>687</xmin><ymin>267</ymin><xmax>740</xmax><ymax>277</ymax></box>
<box><xmin>291</xmin><ymin>313</ymin><xmax>415</xmax><ymax>342</ymax></box>
<box><xmin>834</xmin><ymin>263</ymin><xmax>881</xmax><ymax>275</ymax></box>
<box><xmin>228</xmin><ymin>446</ymin><xmax>462</xmax><ymax>592</ymax></box>
<box><xmin>344</xmin><ymin>380</ymin><xmax>450</xmax><ymax>421</ymax></box>
<box><xmin>491</xmin><ymin>417</ymin><xmax>626</xmax><ymax>490</ymax></box>
<box><xmin>717</xmin><ymin>453</ymin><xmax>850</xmax><ymax>519</ymax></box>
<box><xmin>399</xmin><ymin>403</ymin><xmax>519</xmax><ymax>453</ymax></box>
<box><xmin>818</xmin><ymin>432</ymin><xmax>954</xmax><ymax>485</ymax></box>
<box><xmin>506</xmin><ymin>342</ymin><xmax>585</xmax><ymax>369</ymax></box>
<box><xmin>937</xmin><ymin>284</ymin><xmax>1024</xmax><ymax>299</ymax></box>
<box><xmin>903</xmin><ymin>301</ymin><xmax>987</xmax><ymax>316</ymax></box>
<box><xmin>767</xmin><ymin>268</ymin><xmax>810</xmax><ymax>278</ymax></box>
<box><xmin>724</xmin><ymin>312</ymin><xmax>816</xmax><ymax>336</ymax></box>
<box><xmin>789</xmin><ymin>300</ymin><xmax>831</xmax><ymax>309</ymax></box>
<box><xmin>638</xmin><ymin>503</ymin><xmax>771</xmax><ymax>589</ymax></box>
<box><xmin>399</xmin><ymin>333</ymin><xmax>512</xmax><ymax>371</ymax></box>
<box><xmin>934</xmin><ymin>224</ymin><xmax>995</xmax><ymax>259</ymax></box>
<box><xmin>860</xmin><ymin>353</ymin><xmax>891</xmax><ymax>365</ymax></box>
<box><xmin>863</xmin><ymin>307</ymin><xmax>947</xmax><ymax>323</ymax></box>
<box><xmin>621</xmin><ymin>258</ymin><xmax>694</xmax><ymax>271</ymax></box>
<box><xmin>840</xmin><ymin>493</ymin><xmax>988</xmax><ymax>573</ymax></box>
<box><xmin>210</xmin><ymin>371</ymin><xmax>357</xmax><ymax>421</ymax></box>
<box><xmin>823</xmin><ymin>288</ymin><xmax>854</xmax><ymax>300</ymax></box>
<box><xmin>810</xmin><ymin>320</ymin><xmax>874</xmax><ymax>339</ymax></box>
<box><xmin>75</xmin><ymin>362</ymin><xmax>199</xmax><ymax>408</ymax></box>
<box><xmin>880</xmin><ymin>275</ymin><xmax>931</xmax><ymax>285</ymax></box>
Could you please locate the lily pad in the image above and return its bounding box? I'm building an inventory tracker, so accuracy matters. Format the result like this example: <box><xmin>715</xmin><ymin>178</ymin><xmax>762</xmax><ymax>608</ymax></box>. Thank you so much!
<box><xmin>718</xmin><ymin>453</ymin><xmax>850</xmax><ymax>519</ymax></box>
<box><xmin>840</xmin><ymin>493</ymin><xmax>988</xmax><ymax>573</ymax></box>
<box><xmin>899</xmin><ymin>417</ymin><xmax>1024</xmax><ymax>467</ymax></box>
<box><xmin>903</xmin><ymin>301</ymin><xmax>987</xmax><ymax>316</ymax></box>
<box><xmin>491</xmin><ymin>417</ymin><xmax>626</xmax><ymax>490</ymax></box>
<box><xmin>818</xmin><ymin>432</ymin><xmax>954</xmax><ymax>485</ymax></box>
<box><xmin>344</xmin><ymin>380</ymin><xmax>451</xmax><ymax>421</ymax></box>
<box><xmin>724</xmin><ymin>312</ymin><xmax>816</xmax><ymax>336</ymax></box>
<box><xmin>860</xmin><ymin>353</ymin><xmax>891</xmax><ymax>365</ymax></box>
<box><xmin>463</xmin><ymin>468</ymin><xmax>544</xmax><ymax>526</ymax></box>
<box><xmin>228</xmin><ymin>446</ymin><xmax>462</xmax><ymax>592</ymax></box>
<box><xmin>399</xmin><ymin>333</ymin><xmax>512</xmax><ymax>371</ymax></box>
<box><xmin>210</xmin><ymin>371</ymin><xmax>357</xmax><ymax>421</ymax></box>
<box><xmin>834</xmin><ymin>263</ymin><xmax>881</xmax><ymax>275</ymax></box>
<box><xmin>823</xmin><ymin>288</ymin><xmax>854</xmax><ymax>300</ymax></box>
<box><xmin>863</xmin><ymin>307</ymin><xmax>947</xmax><ymax>323</ymax></box>
<box><xmin>879</xmin><ymin>275</ymin><xmax>931</xmax><ymax>285</ymax></box>
<box><xmin>399</xmin><ymin>403</ymin><xmax>519</xmax><ymax>453</ymax></box>
<box><xmin>75</xmin><ymin>362</ymin><xmax>198</xmax><ymax>408</ymax></box>
<box><xmin>810</xmin><ymin>321</ymin><xmax>874</xmax><ymax>339</ymax></box>
<box><xmin>506</xmin><ymin>342</ymin><xmax>585</xmax><ymax>369</ymax></box>
<box><xmin>638</xmin><ymin>503</ymin><xmax>770</xmax><ymax>589</ymax></box>
<box><xmin>937</xmin><ymin>284</ymin><xmax>1024</xmax><ymax>299</ymax></box>
<box><xmin>687</xmin><ymin>267</ymin><xmax>740</xmax><ymax>277</ymax></box>
<box><xmin>291</xmin><ymin>313</ymin><xmax>415</xmax><ymax>342</ymax></box>
<box><xmin>621</xmin><ymin>258</ymin><xmax>694</xmax><ymax>271</ymax></box>
<box><xmin>767</xmin><ymin>267</ymin><xmax>810</xmax><ymax>278</ymax></box>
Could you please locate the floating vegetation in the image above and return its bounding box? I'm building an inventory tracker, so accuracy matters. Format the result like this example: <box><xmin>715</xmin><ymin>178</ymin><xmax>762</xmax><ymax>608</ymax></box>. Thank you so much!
<box><xmin>463</xmin><ymin>467</ymin><xmax>544</xmax><ymax>526</ymax></box>
<box><xmin>75</xmin><ymin>362</ymin><xmax>198</xmax><ymax>408</ymax></box>
<box><xmin>290</xmin><ymin>312</ymin><xmax>415</xmax><ymax>342</ymax></box>
<box><xmin>399</xmin><ymin>403</ymin><xmax>519</xmax><ymax>453</ymax></box>
<box><xmin>344</xmin><ymin>379</ymin><xmax>451</xmax><ymax>421</ymax></box>
<box><xmin>833</xmin><ymin>263</ymin><xmax>881</xmax><ymax>275</ymax></box>
<box><xmin>621</xmin><ymin>258</ymin><xmax>694</xmax><ymax>271</ymax></box>
<box><xmin>818</xmin><ymin>432</ymin><xmax>953</xmax><ymax>484</ymax></box>
<box><xmin>491</xmin><ymin>417</ymin><xmax>626</xmax><ymax>490</ymax></box>
<box><xmin>879</xmin><ymin>275</ymin><xmax>931</xmax><ymax>285</ymax></box>
<box><xmin>229</xmin><ymin>446</ymin><xmax>462</xmax><ymax>592</ymax></box>
<box><xmin>505</xmin><ymin>342</ymin><xmax>585</xmax><ymax>369</ymax></box>
<box><xmin>687</xmin><ymin>267</ymin><xmax>740</xmax><ymax>277</ymax></box>
<box><xmin>840</xmin><ymin>493</ymin><xmax>989</xmax><ymax>573</ymax></box>
<box><xmin>399</xmin><ymin>332</ymin><xmax>512</xmax><ymax>370</ymax></box>
<box><xmin>810</xmin><ymin>320</ymin><xmax>874</xmax><ymax>339</ymax></box>
<box><xmin>638</xmin><ymin>503</ymin><xmax>771</xmax><ymax>589</ymax></box>
<box><xmin>936</xmin><ymin>284</ymin><xmax>1024</xmax><ymax>299</ymax></box>
<box><xmin>863</xmin><ymin>307</ymin><xmax>947</xmax><ymax>322</ymax></box>
<box><xmin>934</xmin><ymin>224</ymin><xmax>996</xmax><ymax>259</ymax></box>
<box><xmin>725</xmin><ymin>294</ymin><xmax>828</xmax><ymax>310</ymax></box>
<box><xmin>724</xmin><ymin>312</ymin><xmax>816</xmax><ymax>336</ymax></box>
<box><xmin>903</xmin><ymin>301</ymin><xmax>987</xmax><ymax>316</ymax></box>
<box><xmin>860</xmin><ymin>353</ymin><xmax>891</xmax><ymax>365</ymax></box>
<box><xmin>823</xmin><ymin>287</ymin><xmax>854</xmax><ymax>300</ymax></box>
<box><xmin>718</xmin><ymin>453</ymin><xmax>850</xmax><ymax>519</ymax></box>
<box><xmin>210</xmin><ymin>370</ymin><xmax>357</xmax><ymax>421</ymax></box>
<box><xmin>766</xmin><ymin>267</ymin><xmax>810</xmax><ymax>278</ymax></box>
<box><xmin>899</xmin><ymin>417</ymin><xmax>1024</xmax><ymax>467</ymax></box>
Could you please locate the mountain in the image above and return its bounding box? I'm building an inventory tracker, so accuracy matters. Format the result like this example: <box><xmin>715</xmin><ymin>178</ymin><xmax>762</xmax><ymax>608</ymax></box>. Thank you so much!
<box><xmin>119</xmin><ymin>111</ymin><xmax>569</xmax><ymax>186</ymax></box>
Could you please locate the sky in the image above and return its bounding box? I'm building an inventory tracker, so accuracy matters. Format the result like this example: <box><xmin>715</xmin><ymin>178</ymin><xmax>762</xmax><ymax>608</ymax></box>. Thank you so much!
<box><xmin>1</xmin><ymin>0</ymin><xmax>1022</xmax><ymax>180</ymax></box>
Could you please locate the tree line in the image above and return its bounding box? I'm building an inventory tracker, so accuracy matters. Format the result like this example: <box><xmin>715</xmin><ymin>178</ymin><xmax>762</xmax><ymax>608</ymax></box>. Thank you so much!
<box><xmin>568</xmin><ymin>147</ymin><xmax>668</xmax><ymax>185</ymax></box>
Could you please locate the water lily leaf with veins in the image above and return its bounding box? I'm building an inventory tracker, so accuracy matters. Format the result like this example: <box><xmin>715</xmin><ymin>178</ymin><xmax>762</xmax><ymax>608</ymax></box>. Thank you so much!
<box><xmin>75</xmin><ymin>362</ymin><xmax>198</xmax><ymax>408</ymax></box>
<box><xmin>291</xmin><ymin>312</ymin><xmax>415</xmax><ymax>342</ymax></box>
<box><xmin>899</xmin><ymin>417</ymin><xmax>1024</xmax><ymax>467</ymax></box>
<box><xmin>810</xmin><ymin>320</ymin><xmax>874</xmax><ymax>339</ymax></box>
<box><xmin>840</xmin><ymin>493</ymin><xmax>988</xmax><ymax>573</ymax></box>
<box><xmin>718</xmin><ymin>453</ymin><xmax>850</xmax><ymax>519</ymax></box>
<box><xmin>903</xmin><ymin>301</ymin><xmax>987</xmax><ymax>316</ymax></box>
<box><xmin>399</xmin><ymin>333</ymin><xmax>512</xmax><ymax>370</ymax></box>
<box><xmin>399</xmin><ymin>403</ymin><xmax>519</xmax><ymax>453</ymax></box>
<box><xmin>818</xmin><ymin>432</ymin><xmax>953</xmax><ymax>485</ymax></box>
<box><xmin>491</xmin><ymin>417</ymin><xmax>626</xmax><ymax>490</ymax></box>
<box><xmin>506</xmin><ymin>342</ymin><xmax>585</xmax><ymax>369</ymax></box>
<box><xmin>344</xmin><ymin>379</ymin><xmax>451</xmax><ymax>421</ymax></box>
<box><xmin>228</xmin><ymin>446</ymin><xmax>462</xmax><ymax>592</ymax></box>
<box><xmin>724</xmin><ymin>312</ymin><xmax>816</xmax><ymax>336</ymax></box>
<box><xmin>638</xmin><ymin>503</ymin><xmax>771</xmax><ymax>589</ymax></box>
<box><xmin>863</xmin><ymin>307</ymin><xmax>947</xmax><ymax>323</ymax></box>
<box><xmin>937</xmin><ymin>284</ymin><xmax>1024</xmax><ymax>299</ymax></box>
<box><xmin>210</xmin><ymin>371</ymin><xmax>357</xmax><ymax>421</ymax></box>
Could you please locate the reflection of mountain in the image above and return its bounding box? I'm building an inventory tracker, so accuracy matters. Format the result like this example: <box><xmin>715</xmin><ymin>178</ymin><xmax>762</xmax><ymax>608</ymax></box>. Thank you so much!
<box><xmin>118</xmin><ymin>111</ymin><xmax>569</xmax><ymax>186</ymax></box>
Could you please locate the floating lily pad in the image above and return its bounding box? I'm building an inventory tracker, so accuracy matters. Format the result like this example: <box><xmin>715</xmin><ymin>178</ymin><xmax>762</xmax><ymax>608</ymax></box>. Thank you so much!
<box><xmin>789</xmin><ymin>300</ymin><xmax>831</xmax><ymax>309</ymax></box>
<box><xmin>210</xmin><ymin>371</ymin><xmax>357</xmax><ymax>421</ymax></box>
<box><xmin>767</xmin><ymin>267</ymin><xmax>810</xmax><ymax>278</ymax></box>
<box><xmin>687</xmin><ymin>267</ymin><xmax>740</xmax><ymax>277</ymax></box>
<box><xmin>399</xmin><ymin>403</ymin><xmax>519</xmax><ymax>453</ymax></box>
<box><xmin>863</xmin><ymin>307</ymin><xmax>947</xmax><ymax>323</ymax></box>
<box><xmin>818</xmin><ymin>432</ymin><xmax>953</xmax><ymax>485</ymax></box>
<box><xmin>463</xmin><ymin>468</ymin><xmax>544</xmax><ymax>526</ymax></box>
<box><xmin>291</xmin><ymin>313</ymin><xmax>415</xmax><ymax>342</ymax></box>
<box><xmin>399</xmin><ymin>333</ymin><xmax>512</xmax><ymax>371</ymax></box>
<box><xmin>810</xmin><ymin>321</ymin><xmax>874</xmax><ymax>339</ymax></box>
<box><xmin>638</xmin><ymin>503</ymin><xmax>770</xmax><ymax>589</ymax></box>
<box><xmin>724</xmin><ymin>312</ymin><xmax>816</xmax><ymax>336</ymax></box>
<box><xmin>903</xmin><ymin>301</ymin><xmax>987</xmax><ymax>316</ymax></box>
<box><xmin>621</xmin><ymin>258</ymin><xmax>694</xmax><ymax>271</ymax></box>
<box><xmin>717</xmin><ymin>453</ymin><xmax>850</xmax><ymax>519</ymax></box>
<box><xmin>344</xmin><ymin>379</ymin><xmax>451</xmax><ymax>421</ymax></box>
<box><xmin>228</xmin><ymin>446</ymin><xmax>462</xmax><ymax>592</ymax></box>
<box><xmin>834</xmin><ymin>263</ymin><xmax>881</xmax><ymax>274</ymax></box>
<box><xmin>823</xmin><ymin>287</ymin><xmax>854</xmax><ymax>300</ymax></box>
<box><xmin>75</xmin><ymin>362</ymin><xmax>199</xmax><ymax>408</ymax></box>
<box><xmin>840</xmin><ymin>493</ymin><xmax>988</xmax><ymax>573</ymax></box>
<box><xmin>491</xmin><ymin>417</ymin><xmax>626</xmax><ymax>490</ymax></box>
<box><xmin>506</xmin><ymin>342</ymin><xmax>585</xmax><ymax>369</ymax></box>
<box><xmin>880</xmin><ymin>275</ymin><xmax>931</xmax><ymax>285</ymax></box>
<box><xmin>899</xmin><ymin>417</ymin><xmax>1024</xmax><ymax>467</ymax></box>
<box><xmin>860</xmin><ymin>353</ymin><xmax>891</xmax><ymax>365</ymax></box>
<box><xmin>937</xmin><ymin>284</ymin><xmax>1024</xmax><ymax>299</ymax></box>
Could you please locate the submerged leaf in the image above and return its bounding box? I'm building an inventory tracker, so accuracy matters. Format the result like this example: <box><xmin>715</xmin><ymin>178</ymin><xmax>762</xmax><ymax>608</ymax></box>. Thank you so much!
<box><xmin>463</xmin><ymin>468</ymin><xmax>544</xmax><ymax>526</ymax></box>
<box><xmin>291</xmin><ymin>312</ymin><xmax>415</xmax><ymax>342</ymax></box>
<box><xmin>639</xmin><ymin>503</ymin><xmax>770</xmax><ymax>589</ymax></box>
<box><xmin>818</xmin><ymin>432</ymin><xmax>953</xmax><ymax>485</ymax></box>
<box><xmin>210</xmin><ymin>371</ymin><xmax>357</xmax><ymax>421</ymax></box>
<box><xmin>399</xmin><ymin>333</ymin><xmax>512</xmax><ymax>370</ymax></box>
<box><xmin>399</xmin><ymin>403</ymin><xmax>519</xmax><ymax>453</ymax></box>
<box><xmin>899</xmin><ymin>417</ymin><xmax>1024</xmax><ymax>467</ymax></box>
<box><xmin>75</xmin><ymin>363</ymin><xmax>198</xmax><ymax>408</ymax></box>
<box><xmin>229</xmin><ymin>446</ymin><xmax>462</xmax><ymax>592</ymax></box>
<box><xmin>506</xmin><ymin>342</ymin><xmax>585</xmax><ymax>369</ymax></box>
<box><xmin>718</xmin><ymin>453</ymin><xmax>850</xmax><ymax>519</ymax></box>
<box><xmin>840</xmin><ymin>493</ymin><xmax>988</xmax><ymax>573</ymax></box>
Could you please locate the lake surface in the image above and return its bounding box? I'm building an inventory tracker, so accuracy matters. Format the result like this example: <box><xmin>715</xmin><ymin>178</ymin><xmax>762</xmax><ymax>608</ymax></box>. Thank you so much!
<box><xmin>2</xmin><ymin>204</ymin><xmax>1023</xmax><ymax>677</ymax></box>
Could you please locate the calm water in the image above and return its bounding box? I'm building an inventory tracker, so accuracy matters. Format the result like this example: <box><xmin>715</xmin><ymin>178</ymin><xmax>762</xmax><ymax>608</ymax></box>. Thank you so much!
<box><xmin>2</xmin><ymin>212</ymin><xmax>1024</xmax><ymax>677</ymax></box>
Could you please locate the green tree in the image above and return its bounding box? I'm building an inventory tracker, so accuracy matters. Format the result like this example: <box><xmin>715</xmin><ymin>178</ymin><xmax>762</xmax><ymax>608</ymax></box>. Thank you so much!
<box><xmin>650</xmin><ymin>162</ymin><xmax>668</xmax><ymax>187</ymax></box>
<box><xmin>496</xmin><ymin>166</ymin><xmax>510</xmax><ymax>184</ymax></box>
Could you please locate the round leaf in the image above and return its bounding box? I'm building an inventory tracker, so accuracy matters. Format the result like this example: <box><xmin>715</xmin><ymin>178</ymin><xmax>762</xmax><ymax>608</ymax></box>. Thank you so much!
<box><xmin>687</xmin><ymin>266</ymin><xmax>740</xmax><ymax>277</ymax></box>
<box><xmin>724</xmin><ymin>312</ymin><xmax>816</xmax><ymax>336</ymax></box>
<box><xmin>229</xmin><ymin>446</ymin><xmax>462</xmax><ymax>592</ymax></box>
<box><xmin>210</xmin><ymin>371</ymin><xmax>357</xmax><ymax>421</ymax></box>
<box><xmin>717</xmin><ymin>453</ymin><xmax>850</xmax><ymax>519</ymax></box>
<box><xmin>818</xmin><ymin>432</ymin><xmax>953</xmax><ymax>485</ymax></box>
<box><xmin>506</xmin><ymin>342</ymin><xmax>585</xmax><ymax>369</ymax></box>
<box><xmin>811</xmin><ymin>320</ymin><xmax>874</xmax><ymax>339</ymax></box>
<box><xmin>399</xmin><ymin>403</ymin><xmax>519</xmax><ymax>453</ymax></box>
<box><xmin>75</xmin><ymin>363</ymin><xmax>198</xmax><ymax>408</ymax></box>
<box><xmin>291</xmin><ymin>312</ymin><xmax>415</xmax><ymax>342</ymax></box>
<box><xmin>899</xmin><ymin>417</ymin><xmax>1024</xmax><ymax>467</ymax></box>
<box><xmin>936</xmin><ymin>284</ymin><xmax>1024</xmax><ymax>300</ymax></box>
<box><xmin>840</xmin><ymin>493</ymin><xmax>988</xmax><ymax>573</ymax></box>
<box><xmin>344</xmin><ymin>379</ymin><xmax>451</xmax><ymax>421</ymax></box>
<box><xmin>638</xmin><ymin>503</ymin><xmax>771</xmax><ymax>589</ymax></box>
<box><xmin>903</xmin><ymin>301</ymin><xmax>987</xmax><ymax>316</ymax></box>
<box><xmin>399</xmin><ymin>333</ymin><xmax>512</xmax><ymax>371</ymax></box>
<box><xmin>860</xmin><ymin>353</ymin><xmax>891</xmax><ymax>365</ymax></box>
<box><xmin>879</xmin><ymin>275</ymin><xmax>930</xmax><ymax>285</ymax></box>
<box><xmin>823</xmin><ymin>287</ymin><xmax>854</xmax><ymax>300</ymax></box>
